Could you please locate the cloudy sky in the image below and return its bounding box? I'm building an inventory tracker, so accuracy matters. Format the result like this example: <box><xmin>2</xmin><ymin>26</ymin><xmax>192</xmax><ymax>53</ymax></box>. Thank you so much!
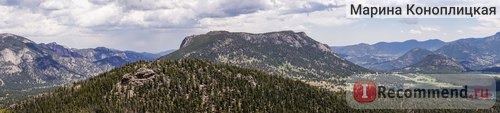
<box><xmin>1</xmin><ymin>0</ymin><xmax>499</xmax><ymax>53</ymax></box>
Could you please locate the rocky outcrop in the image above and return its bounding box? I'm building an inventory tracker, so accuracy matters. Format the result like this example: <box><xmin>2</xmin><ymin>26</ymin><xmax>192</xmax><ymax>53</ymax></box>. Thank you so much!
<box><xmin>115</xmin><ymin>68</ymin><xmax>157</xmax><ymax>98</ymax></box>
<box><xmin>120</xmin><ymin>68</ymin><xmax>156</xmax><ymax>86</ymax></box>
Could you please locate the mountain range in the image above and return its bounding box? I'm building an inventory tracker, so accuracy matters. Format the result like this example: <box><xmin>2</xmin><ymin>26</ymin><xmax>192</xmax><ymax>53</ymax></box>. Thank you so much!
<box><xmin>0</xmin><ymin>33</ymin><xmax>171</xmax><ymax>105</ymax></box>
<box><xmin>1</xmin><ymin>31</ymin><xmax>370</xmax><ymax>107</ymax></box>
<box><xmin>10</xmin><ymin>31</ymin><xmax>500</xmax><ymax>112</ymax></box>
<box><xmin>435</xmin><ymin>32</ymin><xmax>500</xmax><ymax>70</ymax></box>
<box><xmin>332</xmin><ymin>32</ymin><xmax>500</xmax><ymax>73</ymax></box>
<box><xmin>332</xmin><ymin>39</ymin><xmax>445</xmax><ymax>70</ymax></box>
<box><xmin>1</xmin><ymin>31</ymin><xmax>372</xmax><ymax>112</ymax></box>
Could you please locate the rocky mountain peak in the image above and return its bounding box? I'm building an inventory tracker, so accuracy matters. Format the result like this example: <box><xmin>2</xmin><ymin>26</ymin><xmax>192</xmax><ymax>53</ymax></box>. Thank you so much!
<box><xmin>165</xmin><ymin>31</ymin><xmax>371</xmax><ymax>79</ymax></box>
<box><xmin>44</xmin><ymin>42</ymin><xmax>69</xmax><ymax>49</ymax></box>
<box><xmin>95</xmin><ymin>47</ymin><xmax>113</xmax><ymax>51</ymax></box>
<box><xmin>262</xmin><ymin>30</ymin><xmax>298</xmax><ymax>35</ymax></box>
<box><xmin>364</xmin><ymin>47</ymin><xmax>435</xmax><ymax>71</ymax></box>
<box><xmin>0</xmin><ymin>33</ymin><xmax>34</xmax><ymax>43</ymax></box>
<box><xmin>401</xmin><ymin>54</ymin><xmax>466</xmax><ymax>73</ymax></box>
<box><xmin>487</xmin><ymin>32</ymin><xmax>500</xmax><ymax>40</ymax></box>
<box><xmin>179</xmin><ymin>36</ymin><xmax>195</xmax><ymax>48</ymax></box>
<box><xmin>0</xmin><ymin>33</ymin><xmax>15</xmax><ymax>37</ymax></box>
<box><xmin>41</xmin><ymin>42</ymin><xmax>82</xmax><ymax>57</ymax></box>
<box><xmin>0</xmin><ymin>33</ymin><xmax>163</xmax><ymax>103</ymax></box>
<box><xmin>46</xmin><ymin>42</ymin><xmax>61</xmax><ymax>46</ymax></box>
<box><xmin>403</xmin><ymin>39</ymin><xmax>418</xmax><ymax>43</ymax></box>
<box><xmin>94</xmin><ymin>47</ymin><xmax>120</xmax><ymax>54</ymax></box>
<box><xmin>397</xmin><ymin>48</ymin><xmax>434</xmax><ymax>62</ymax></box>
<box><xmin>180</xmin><ymin>31</ymin><xmax>331</xmax><ymax>53</ymax></box>
<box><xmin>206</xmin><ymin>31</ymin><xmax>231</xmax><ymax>35</ymax></box>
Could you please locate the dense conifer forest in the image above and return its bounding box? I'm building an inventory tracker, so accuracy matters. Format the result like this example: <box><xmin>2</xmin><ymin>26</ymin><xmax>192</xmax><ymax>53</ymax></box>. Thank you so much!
<box><xmin>9</xmin><ymin>59</ymin><xmax>500</xmax><ymax>112</ymax></box>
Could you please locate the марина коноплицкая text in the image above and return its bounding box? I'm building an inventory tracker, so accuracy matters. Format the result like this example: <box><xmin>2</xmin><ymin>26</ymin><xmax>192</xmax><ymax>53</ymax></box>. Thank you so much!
<box><xmin>349</xmin><ymin>4</ymin><xmax>496</xmax><ymax>18</ymax></box>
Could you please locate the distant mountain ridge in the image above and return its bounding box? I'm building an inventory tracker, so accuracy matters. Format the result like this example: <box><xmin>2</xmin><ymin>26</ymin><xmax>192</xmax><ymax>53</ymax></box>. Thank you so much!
<box><xmin>0</xmin><ymin>33</ymin><xmax>164</xmax><ymax>105</ymax></box>
<box><xmin>436</xmin><ymin>32</ymin><xmax>500</xmax><ymax>70</ymax></box>
<box><xmin>332</xmin><ymin>39</ymin><xmax>446</xmax><ymax>70</ymax></box>
<box><xmin>333</xmin><ymin>32</ymin><xmax>500</xmax><ymax>73</ymax></box>
<box><xmin>162</xmin><ymin>31</ymin><xmax>371</xmax><ymax>80</ymax></box>
<box><xmin>332</xmin><ymin>39</ymin><xmax>445</xmax><ymax>57</ymax></box>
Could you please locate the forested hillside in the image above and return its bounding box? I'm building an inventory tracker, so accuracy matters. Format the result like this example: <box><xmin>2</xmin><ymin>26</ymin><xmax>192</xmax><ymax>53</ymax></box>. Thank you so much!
<box><xmin>9</xmin><ymin>59</ymin><xmax>500</xmax><ymax>112</ymax></box>
<box><xmin>13</xmin><ymin>59</ymin><xmax>349</xmax><ymax>112</ymax></box>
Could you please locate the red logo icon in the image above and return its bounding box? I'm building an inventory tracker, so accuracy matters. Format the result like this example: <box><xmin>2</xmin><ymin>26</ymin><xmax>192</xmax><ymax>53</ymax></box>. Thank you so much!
<box><xmin>353</xmin><ymin>80</ymin><xmax>376</xmax><ymax>103</ymax></box>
